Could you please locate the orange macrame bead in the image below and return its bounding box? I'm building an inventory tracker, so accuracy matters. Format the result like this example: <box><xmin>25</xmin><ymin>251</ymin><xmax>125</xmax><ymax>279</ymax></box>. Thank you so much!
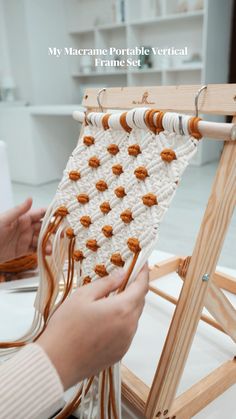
<box><xmin>120</xmin><ymin>209</ymin><xmax>133</xmax><ymax>224</ymax></box>
<box><xmin>100</xmin><ymin>202</ymin><xmax>111</xmax><ymax>214</ymax></box>
<box><xmin>112</xmin><ymin>164</ymin><xmax>123</xmax><ymax>176</ymax></box>
<box><xmin>54</xmin><ymin>206</ymin><xmax>68</xmax><ymax>217</ymax></box>
<box><xmin>73</xmin><ymin>250</ymin><xmax>84</xmax><ymax>262</ymax></box>
<box><xmin>77</xmin><ymin>194</ymin><xmax>89</xmax><ymax>204</ymax></box>
<box><xmin>69</xmin><ymin>170</ymin><xmax>81</xmax><ymax>181</ymax></box>
<box><xmin>142</xmin><ymin>193</ymin><xmax>158</xmax><ymax>207</ymax></box>
<box><xmin>107</xmin><ymin>144</ymin><xmax>119</xmax><ymax>155</ymax></box>
<box><xmin>102</xmin><ymin>225</ymin><xmax>113</xmax><ymax>238</ymax></box>
<box><xmin>83</xmin><ymin>136</ymin><xmax>95</xmax><ymax>146</ymax></box>
<box><xmin>94</xmin><ymin>264</ymin><xmax>108</xmax><ymax>277</ymax></box>
<box><xmin>80</xmin><ymin>215</ymin><xmax>91</xmax><ymax>228</ymax></box>
<box><xmin>88</xmin><ymin>156</ymin><xmax>100</xmax><ymax>168</ymax></box>
<box><xmin>128</xmin><ymin>144</ymin><xmax>141</xmax><ymax>157</ymax></box>
<box><xmin>127</xmin><ymin>237</ymin><xmax>141</xmax><ymax>253</ymax></box>
<box><xmin>96</xmin><ymin>180</ymin><xmax>108</xmax><ymax>192</ymax></box>
<box><xmin>66</xmin><ymin>227</ymin><xmax>75</xmax><ymax>239</ymax></box>
<box><xmin>83</xmin><ymin>276</ymin><xmax>92</xmax><ymax>285</ymax></box>
<box><xmin>160</xmin><ymin>148</ymin><xmax>177</xmax><ymax>162</ymax></box>
<box><xmin>86</xmin><ymin>239</ymin><xmax>99</xmax><ymax>252</ymax></box>
<box><xmin>134</xmin><ymin>166</ymin><xmax>149</xmax><ymax>180</ymax></box>
<box><xmin>110</xmin><ymin>253</ymin><xmax>125</xmax><ymax>267</ymax></box>
<box><xmin>114</xmin><ymin>186</ymin><xmax>126</xmax><ymax>198</ymax></box>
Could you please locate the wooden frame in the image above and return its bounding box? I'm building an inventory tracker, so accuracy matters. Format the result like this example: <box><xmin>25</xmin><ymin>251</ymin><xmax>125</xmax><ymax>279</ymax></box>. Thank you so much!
<box><xmin>82</xmin><ymin>84</ymin><xmax>236</xmax><ymax>419</ymax></box>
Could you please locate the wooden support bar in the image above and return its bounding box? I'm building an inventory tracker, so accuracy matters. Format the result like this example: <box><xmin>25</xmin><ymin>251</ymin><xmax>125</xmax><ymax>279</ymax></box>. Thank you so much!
<box><xmin>82</xmin><ymin>84</ymin><xmax>236</xmax><ymax>115</ymax></box>
<box><xmin>178</xmin><ymin>262</ymin><xmax>236</xmax><ymax>342</ymax></box>
<box><xmin>149</xmin><ymin>285</ymin><xmax>225</xmax><ymax>334</ymax></box>
<box><xmin>149</xmin><ymin>257</ymin><xmax>236</xmax><ymax>342</ymax></box>
<box><xmin>121</xmin><ymin>365</ymin><xmax>149</xmax><ymax>414</ymax></box>
<box><xmin>149</xmin><ymin>258</ymin><xmax>236</xmax><ymax>295</ymax></box>
<box><xmin>169</xmin><ymin>359</ymin><xmax>236</xmax><ymax>418</ymax></box>
<box><xmin>179</xmin><ymin>256</ymin><xmax>236</xmax><ymax>295</ymax></box>
<box><xmin>205</xmin><ymin>282</ymin><xmax>236</xmax><ymax>343</ymax></box>
<box><xmin>145</xmin><ymin>135</ymin><xmax>236</xmax><ymax>419</ymax></box>
<box><xmin>149</xmin><ymin>257</ymin><xmax>181</xmax><ymax>281</ymax></box>
<box><xmin>214</xmin><ymin>270</ymin><xmax>236</xmax><ymax>294</ymax></box>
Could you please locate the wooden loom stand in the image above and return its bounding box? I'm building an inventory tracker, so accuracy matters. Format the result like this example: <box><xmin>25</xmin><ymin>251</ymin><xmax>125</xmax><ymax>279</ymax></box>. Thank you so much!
<box><xmin>81</xmin><ymin>84</ymin><xmax>236</xmax><ymax>419</ymax></box>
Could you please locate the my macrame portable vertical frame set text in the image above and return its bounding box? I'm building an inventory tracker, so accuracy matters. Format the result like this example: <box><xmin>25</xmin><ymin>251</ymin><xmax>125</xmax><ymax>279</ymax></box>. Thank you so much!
<box><xmin>1</xmin><ymin>84</ymin><xmax>236</xmax><ymax>419</ymax></box>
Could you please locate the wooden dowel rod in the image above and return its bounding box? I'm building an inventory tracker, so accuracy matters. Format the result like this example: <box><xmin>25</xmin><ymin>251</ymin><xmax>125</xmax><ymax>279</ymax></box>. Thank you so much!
<box><xmin>149</xmin><ymin>257</ymin><xmax>181</xmax><ymax>281</ymax></box>
<box><xmin>198</xmin><ymin>120</ymin><xmax>236</xmax><ymax>141</ymax></box>
<box><xmin>73</xmin><ymin>111</ymin><xmax>236</xmax><ymax>141</ymax></box>
<box><xmin>149</xmin><ymin>285</ymin><xmax>225</xmax><ymax>334</ymax></box>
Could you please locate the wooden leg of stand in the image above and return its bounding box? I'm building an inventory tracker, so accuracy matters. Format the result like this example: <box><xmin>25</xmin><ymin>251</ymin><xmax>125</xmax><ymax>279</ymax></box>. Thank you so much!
<box><xmin>121</xmin><ymin>365</ymin><xmax>148</xmax><ymax>414</ymax></box>
<box><xmin>145</xmin><ymin>139</ymin><xmax>236</xmax><ymax>419</ymax></box>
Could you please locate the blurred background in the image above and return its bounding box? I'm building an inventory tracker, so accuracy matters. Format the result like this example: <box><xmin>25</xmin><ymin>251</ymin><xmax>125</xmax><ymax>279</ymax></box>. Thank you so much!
<box><xmin>0</xmin><ymin>0</ymin><xmax>235</xmax><ymax>268</ymax></box>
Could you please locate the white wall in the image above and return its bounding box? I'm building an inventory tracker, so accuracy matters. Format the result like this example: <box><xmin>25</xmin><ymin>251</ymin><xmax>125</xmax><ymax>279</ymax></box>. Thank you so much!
<box><xmin>24</xmin><ymin>0</ymin><xmax>73</xmax><ymax>104</ymax></box>
<box><xmin>0</xmin><ymin>0</ymin><xmax>11</xmax><ymax>80</ymax></box>
<box><xmin>1</xmin><ymin>0</ymin><xmax>74</xmax><ymax>104</ymax></box>
<box><xmin>2</xmin><ymin>0</ymin><xmax>32</xmax><ymax>101</ymax></box>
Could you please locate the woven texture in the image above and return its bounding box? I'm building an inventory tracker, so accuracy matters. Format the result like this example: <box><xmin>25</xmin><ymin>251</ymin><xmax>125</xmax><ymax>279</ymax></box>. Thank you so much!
<box><xmin>54</xmin><ymin>111</ymin><xmax>198</xmax><ymax>283</ymax></box>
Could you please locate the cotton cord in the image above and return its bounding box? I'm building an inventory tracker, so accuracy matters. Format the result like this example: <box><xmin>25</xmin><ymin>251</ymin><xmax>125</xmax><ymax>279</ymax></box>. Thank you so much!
<box><xmin>0</xmin><ymin>107</ymin><xmax>201</xmax><ymax>419</ymax></box>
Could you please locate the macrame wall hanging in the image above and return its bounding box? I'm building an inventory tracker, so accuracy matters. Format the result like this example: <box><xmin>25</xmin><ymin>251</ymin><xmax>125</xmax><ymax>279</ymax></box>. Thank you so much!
<box><xmin>0</xmin><ymin>107</ymin><xmax>202</xmax><ymax>418</ymax></box>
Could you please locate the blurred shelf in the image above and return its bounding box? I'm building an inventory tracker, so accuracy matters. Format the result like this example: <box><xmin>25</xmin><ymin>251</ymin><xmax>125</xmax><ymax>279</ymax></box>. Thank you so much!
<box><xmin>72</xmin><ymin>64</ymin><xmax>203</xmax><ymax>78</ymax></box>
<box><xmin>69</xmin><ymin>22</ymin><xmax>126</xmax><ymax>35</ymax></box>
<box><xmin>130</xmin><ymin>10</ymin><xmax>204</xmax><ymax>27</ymax></box>
<box><xmin>72</xmin><ymin>70</ymin><xmax>127</xmax><ymax>77</ymax></box>
<box><xmin>97</xmin><ymin>22</ymin><xmax>126</xmax><ymax>31</ymax></box>
<box><xmin>69</xmin><ymin>28</ymin><xmax>94</xmax><ymax>35</ymax></box>
<box><xmin>130</xmin><ymin>68</ymin><xmax>162</xmax><ymax>74</ymax></box>
<box><xmin>68</xmin><ymin>11</ymin><xmax>204</xmax><ymax>34</ymax></box>
<box><xmin>165</xmin><ymin>63</ymin><xmax>203</xmax><ymax>72</ymax></box>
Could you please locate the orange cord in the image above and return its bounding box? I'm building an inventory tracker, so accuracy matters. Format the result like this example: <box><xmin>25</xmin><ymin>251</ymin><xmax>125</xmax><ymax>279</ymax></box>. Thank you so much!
<box><xmin>108</xmin><ymin>367</ymin><xmax>119</xmax><ymax>419</ymax></box>
<box><xmin>100</xmin><ymin>370</ymin><xmax>106</xmax><ymax>419</ymax></box>
<box><xmin>0</xmin><ymin>253</ymin><xmax>37</xmax><ymax>275</ymax></box>
<box><xmin>102</xmin><ymin>113</ymin><xmax>111</xmax><ymax>130</ymax></box>
<box><xmin>188</xmin><ymin>117</ymin><xmax>202</xmax><ymax>140</ymax></box>
<box><xmin>120</xmin><ymin>112</ymin><xmax>132</xmax><ymax>133</ymax></box>
<box><xmin>55</xmin><ymin>377</ymin><xmax>94</xmax><ymax>419</ymax></box>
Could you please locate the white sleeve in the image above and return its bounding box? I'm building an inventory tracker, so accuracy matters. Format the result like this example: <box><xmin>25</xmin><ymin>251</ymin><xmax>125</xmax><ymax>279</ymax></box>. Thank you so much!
<box><xmin>0</xmin><ymin>343</ymin><xmax>65</xmax><ymax>419</ymax></box>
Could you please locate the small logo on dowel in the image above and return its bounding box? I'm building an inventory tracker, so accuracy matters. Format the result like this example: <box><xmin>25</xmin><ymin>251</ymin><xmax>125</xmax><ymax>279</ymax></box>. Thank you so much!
<box><xmin>132</xmin><ymin>92</ymin><xmax>155</xmax><ymax>105</ymax></box>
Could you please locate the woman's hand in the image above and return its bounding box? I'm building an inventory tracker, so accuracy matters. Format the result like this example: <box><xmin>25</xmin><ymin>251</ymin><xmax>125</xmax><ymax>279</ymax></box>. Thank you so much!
<box><xmin>0</xmin><ymin>198</ymin><xmax>46</xmax><ymax>263</ymax></box>
<box><xmin>37</xmin><ymin>264</ymin><xmax>149</xmax><ymax>390</ymax></box>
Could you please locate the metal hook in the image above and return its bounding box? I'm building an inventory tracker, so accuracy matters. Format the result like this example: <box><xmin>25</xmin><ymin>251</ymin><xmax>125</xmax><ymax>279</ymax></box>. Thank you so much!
<box><xmin>97</xmin><ymin>88</ymin><xmax>106</xmax><ymax>112</ymax></box>
<box><xmin>194</xmin><ymin>85</ymin><xmax>207</xmax><ymax>117</ymax></box>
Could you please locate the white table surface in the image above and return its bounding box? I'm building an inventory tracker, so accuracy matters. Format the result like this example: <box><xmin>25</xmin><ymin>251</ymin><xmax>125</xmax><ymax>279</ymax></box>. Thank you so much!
<box><xmin>0</xmin><ymin>250</ymin><xmax>236</xmax><ymax>419</ymax></box>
